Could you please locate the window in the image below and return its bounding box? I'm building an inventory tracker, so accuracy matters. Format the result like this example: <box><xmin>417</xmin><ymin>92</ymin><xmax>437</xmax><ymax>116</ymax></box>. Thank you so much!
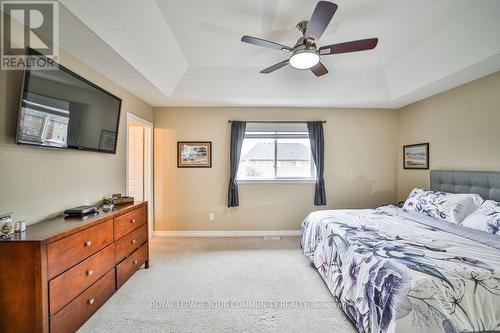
<box><xmin>237</xmin><ymin>123</ymin><xmax>315</xmax><ymax>182</ymax></box>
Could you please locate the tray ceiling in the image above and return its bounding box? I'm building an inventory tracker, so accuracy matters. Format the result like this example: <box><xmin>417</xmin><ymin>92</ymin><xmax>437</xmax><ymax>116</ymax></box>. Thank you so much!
<box><xmin>50</xmin><ymin>0</ymin><xmax>500</xmax><ymax>108</ymax></box>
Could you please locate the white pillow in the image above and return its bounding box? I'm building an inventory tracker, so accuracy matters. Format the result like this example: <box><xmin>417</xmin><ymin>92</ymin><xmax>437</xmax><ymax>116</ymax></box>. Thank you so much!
<box><xmin>403</xmin><ymin>188</ymin><xmax>484</xmax><ymax>224</ymax></box>
<box><xmin>462</xmin><ymin>200</ymin><xmax>500</xmax><ymax>234</ymax></box>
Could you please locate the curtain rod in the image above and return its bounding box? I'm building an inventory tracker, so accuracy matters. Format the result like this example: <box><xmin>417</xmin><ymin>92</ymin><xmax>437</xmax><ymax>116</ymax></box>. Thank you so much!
<box><xmin>227</xmin><ymin>120</ymin><xmax>327</xmax><ymax>124</ymax></box>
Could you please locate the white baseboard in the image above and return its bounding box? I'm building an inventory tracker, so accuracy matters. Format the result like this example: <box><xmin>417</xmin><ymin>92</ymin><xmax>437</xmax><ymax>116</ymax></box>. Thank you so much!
<box><xmin>153</xmin><ymin>230</ymin><xmax>302</xmax><ymax>237</ymax></box>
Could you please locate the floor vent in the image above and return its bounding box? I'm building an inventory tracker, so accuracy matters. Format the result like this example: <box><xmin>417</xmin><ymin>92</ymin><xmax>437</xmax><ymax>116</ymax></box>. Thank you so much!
<box><xmin>263</xmin><ymin>236</ymin><xmax>281</xmax><ymax>241</ymax></box>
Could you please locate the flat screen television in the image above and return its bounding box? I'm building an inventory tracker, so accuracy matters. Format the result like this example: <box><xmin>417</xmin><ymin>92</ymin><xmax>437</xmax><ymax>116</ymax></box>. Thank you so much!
<box><xmin>16</xmin><ymin>51</ymin><xmax>122</xmax><ymax>154</ymax></box>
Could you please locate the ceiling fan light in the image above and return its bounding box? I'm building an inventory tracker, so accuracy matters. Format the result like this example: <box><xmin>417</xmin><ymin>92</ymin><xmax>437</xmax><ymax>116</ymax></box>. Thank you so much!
<box><xmin>289</xmin><ymin>51</ymin><xmax>320</xmax><ymax>69</ymax></box>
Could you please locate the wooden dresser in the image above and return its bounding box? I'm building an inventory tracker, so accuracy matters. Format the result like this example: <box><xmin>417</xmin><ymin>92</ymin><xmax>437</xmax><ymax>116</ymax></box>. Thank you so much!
<box><xmin>0</xmin><ymin>202</ymin><xmax>149</xmax><ymax>333</ymax></box>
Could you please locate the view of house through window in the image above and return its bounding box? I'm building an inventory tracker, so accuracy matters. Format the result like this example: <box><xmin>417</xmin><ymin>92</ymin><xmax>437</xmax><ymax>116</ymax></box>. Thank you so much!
<box><xmin>237</xmin><ymin>123</ymin><xmax>315</xmax><ymax>181</ymax></box>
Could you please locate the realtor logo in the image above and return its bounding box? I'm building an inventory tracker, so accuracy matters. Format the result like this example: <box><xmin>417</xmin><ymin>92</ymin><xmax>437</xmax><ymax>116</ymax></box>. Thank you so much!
<box><xmin>1</xmin><ymin>0</ymin><xmax>59</xmax><ymax>70</ymax></box>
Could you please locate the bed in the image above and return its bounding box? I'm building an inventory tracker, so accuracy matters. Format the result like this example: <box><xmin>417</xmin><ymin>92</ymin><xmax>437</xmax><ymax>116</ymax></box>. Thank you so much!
<box><xmin>301</xmin><ymin>171</ymin><xmax>500</xmax><ymax>333</ymax></box>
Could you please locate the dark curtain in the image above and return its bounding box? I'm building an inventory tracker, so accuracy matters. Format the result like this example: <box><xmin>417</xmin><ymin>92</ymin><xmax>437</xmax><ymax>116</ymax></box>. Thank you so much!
<box><xmin>227</xmin><ymin>121</ymin><xmax>247</xmax><ymax>207</ymax></box>
<box><xmin>307</xmin><ymin>121</ymin><xmax>326</xmax><ymax>205</ymax></box>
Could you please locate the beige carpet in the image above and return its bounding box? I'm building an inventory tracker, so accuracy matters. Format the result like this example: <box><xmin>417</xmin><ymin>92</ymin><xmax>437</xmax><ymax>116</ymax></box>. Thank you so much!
<box><xmin>79</xmin><ymin>237</ymin><xmax>356</xmax><ymax>333</ymax></box>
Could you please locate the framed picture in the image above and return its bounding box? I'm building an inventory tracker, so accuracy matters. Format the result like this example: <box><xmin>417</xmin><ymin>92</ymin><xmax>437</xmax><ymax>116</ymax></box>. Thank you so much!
<box><xmin>403</xmin><ymin>143</ymin><xmax>429</xmax><ymax>169</ymax></box>
<box><xmin>177</xmin><ymin>141</ymin><xmax>212</xmax><ymax>168</ymax></box>
<box><xmin>99</xmin><ymin>130</ymin><xmax>117</xmax><ymax>152</ymax></box>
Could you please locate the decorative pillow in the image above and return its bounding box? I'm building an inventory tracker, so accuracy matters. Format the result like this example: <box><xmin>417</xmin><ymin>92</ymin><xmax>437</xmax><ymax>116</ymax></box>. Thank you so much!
<box><xmin>462</xmin><ymin>200</ymin><xmax>500</xmax><ymax>234</ymax></box>
<box><xmin>403</xmin><ymin>188</ymin><xmax>484</xmax><ymax>224</ymax></box>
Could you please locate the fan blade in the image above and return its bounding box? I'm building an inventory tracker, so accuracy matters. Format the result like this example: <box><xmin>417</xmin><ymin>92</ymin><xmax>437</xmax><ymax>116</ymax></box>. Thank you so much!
<box><xmin>304</xmin><ymin>1</ymin><xmax>338</xmax><ymax>41</ymax></box>
<box><xmin>310</xmin><ymin>62</ymin><xmax>328</xmax><ymax>77</ymax></box>
<box><xmin>319</xmin><ymin>38</ymin><xmax>378</xmax><ymax>55</ymax></box>
<box><xmin>241</xmin><ymin>36</ymin><xmax>292</xmax><ymax>51</ymax></box>
<box><xmin>260</xmin><ymin>60</ymin><xmax>289</xmax><ymax>74</ymax></box>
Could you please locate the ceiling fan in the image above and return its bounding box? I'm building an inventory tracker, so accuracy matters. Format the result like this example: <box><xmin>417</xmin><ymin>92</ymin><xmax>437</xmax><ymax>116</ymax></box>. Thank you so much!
<box><xmin>241</xmin><ymin>1</ymin><xmax>378</xmax><ymax>77</ymax></box>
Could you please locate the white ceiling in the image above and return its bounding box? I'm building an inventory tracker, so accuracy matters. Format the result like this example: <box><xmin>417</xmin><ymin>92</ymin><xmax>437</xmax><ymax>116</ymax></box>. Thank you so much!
<box><xmin>55</xmin><ymin>0</ymin><xmax>500</xmax><ymax>108</ymax></box>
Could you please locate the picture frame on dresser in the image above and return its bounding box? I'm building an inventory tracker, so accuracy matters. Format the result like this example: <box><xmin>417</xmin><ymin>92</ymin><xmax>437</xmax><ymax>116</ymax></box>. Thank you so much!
<box><xmin>403</xmin><ymin>143</ymin><xmax>429</xmax><ymax>170</ymax></box>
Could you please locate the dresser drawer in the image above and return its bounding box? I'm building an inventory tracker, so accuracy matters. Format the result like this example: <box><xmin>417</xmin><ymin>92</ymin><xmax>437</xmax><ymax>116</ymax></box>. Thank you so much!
<box><xmin>115</xmin><ymin>224</ymin><xmax>147</xmax><ymax>264</ymax></box>
<box><xmin>114</xmin><ymin>206</ymin><xmax>146</xmax><ymax>240</ymax></box>
<box><xmin>47</xmin><ymin>219</ymin><xmax>114</xmax><ymax>279</ymax></box>
<box><xmin>50</xmin><ymin>269</ymin><xmax>115</xmax><ymax>333</ymax></box>
<box><xmin>49</xmin><ymin>244</ymin><xmax>115</xmax><ymax>315</ymax></box>
<box><xmin>116</xmin><ymin>243</ymin><xmax>148</xmax><ymax>289</ymax></box>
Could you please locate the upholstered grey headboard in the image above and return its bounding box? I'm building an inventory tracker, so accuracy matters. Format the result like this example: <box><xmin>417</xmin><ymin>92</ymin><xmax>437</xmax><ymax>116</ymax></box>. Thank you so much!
<box><xmin>430</xmin><ymin>170</ymin><xmax>500</xmax><ymax>202</ymax></box>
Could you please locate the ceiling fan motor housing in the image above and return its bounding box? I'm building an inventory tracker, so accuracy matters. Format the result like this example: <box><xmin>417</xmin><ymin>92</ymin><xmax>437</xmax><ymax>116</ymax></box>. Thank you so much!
<box><xmin>292</xmin><ymin>41</ymin><xmax>318</xmax><ymax>57</ymax></box>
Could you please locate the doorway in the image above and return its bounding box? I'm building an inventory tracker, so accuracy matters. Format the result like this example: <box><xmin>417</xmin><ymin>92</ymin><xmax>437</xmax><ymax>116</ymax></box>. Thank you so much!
<box><xmin>126</xmin><ymin>113</ymin><xmax>153</xmax><ymax>235</ymax></box>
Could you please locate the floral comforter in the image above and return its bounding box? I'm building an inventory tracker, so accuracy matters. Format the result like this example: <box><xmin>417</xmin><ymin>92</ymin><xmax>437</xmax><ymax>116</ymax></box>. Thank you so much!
<box><xmin>301</xmin><ymin>206</ymin><xmax>500</xmax><ymax>333</ymax></box>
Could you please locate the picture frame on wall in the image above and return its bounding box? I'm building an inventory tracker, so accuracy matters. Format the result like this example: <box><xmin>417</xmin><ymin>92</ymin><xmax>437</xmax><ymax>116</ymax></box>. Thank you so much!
<box><xmin>403</xmin><ymin>143</ymin><xmax>429</xmax><ymax>169</ymax></box>
<box><xmin>177</xmin><ymin>141</ymin><xmax>212</xmax><ymax>168</ymax></box>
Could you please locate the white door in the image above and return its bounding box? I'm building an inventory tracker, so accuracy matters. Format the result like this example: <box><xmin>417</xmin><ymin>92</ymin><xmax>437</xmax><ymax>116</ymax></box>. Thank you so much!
<box><xmin>128</xmin><ymin>126</ymin><xmax>144</xmax><ymax>201</ymax></box>
<box><xmin>127</xmin><ymin>113</ymin><xmax>153</xmax><ymax>236</ymax></box>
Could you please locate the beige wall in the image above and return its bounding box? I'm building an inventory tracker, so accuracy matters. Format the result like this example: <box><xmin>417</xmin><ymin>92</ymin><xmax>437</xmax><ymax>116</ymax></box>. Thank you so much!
<box><xmin>397</xmin><ymin>71</ymin><xmax>500</xmax><ymax>201</ymax></box>
<box><xmin>3</xmin><ymin>11</ymin><xmax>497</xmax><ymax>230</ymax></box>
<box><xmin>3</xmin><ymin>60</ymin><xmax>495</xmax><ymax>229</ymax></box>
<box><xmin>0</xmin><ymin>49</ymin><xmax>153</xmax><ymax>223</ymax></box>
<box><xmin>154</xmin><ymin>107</ymin><xmax>398</xmax><ymax>231</ymax></box>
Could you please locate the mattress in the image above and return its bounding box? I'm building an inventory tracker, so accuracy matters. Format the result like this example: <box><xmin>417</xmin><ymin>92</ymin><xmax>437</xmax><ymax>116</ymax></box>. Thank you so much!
<box><xmin>301</xmin><ymin>205</ymin><xmax>500</xmax><ymax>333</ymax></box>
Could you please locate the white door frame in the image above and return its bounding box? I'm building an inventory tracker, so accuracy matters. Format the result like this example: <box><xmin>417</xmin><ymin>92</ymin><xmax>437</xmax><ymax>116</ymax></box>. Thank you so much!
<box><xmin>126</xmin><ymin>113</ymin><xmax>154</xmax><ymax>236</ymax></box>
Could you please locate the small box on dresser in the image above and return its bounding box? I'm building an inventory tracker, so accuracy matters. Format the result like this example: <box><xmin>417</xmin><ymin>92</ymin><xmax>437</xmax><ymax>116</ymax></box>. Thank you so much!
<box><xmin>0</xmin><ymin>202</ymin><xmax>149</xmax><ymax>333</ymax></box>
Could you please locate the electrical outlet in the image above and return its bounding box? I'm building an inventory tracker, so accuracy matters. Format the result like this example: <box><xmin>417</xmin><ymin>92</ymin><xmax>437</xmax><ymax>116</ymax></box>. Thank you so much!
<box><xmin>208</xmin><ymin>212</ymin><xmax>215</xmax><ymax>221</ymax></box>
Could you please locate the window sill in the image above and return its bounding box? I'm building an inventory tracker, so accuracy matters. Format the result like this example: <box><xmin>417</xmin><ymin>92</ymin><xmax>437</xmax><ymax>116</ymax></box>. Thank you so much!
<box><xmin>237</xmin><ymin>179</ymin><xmax>317</xmax><ymax>184</ymax></box>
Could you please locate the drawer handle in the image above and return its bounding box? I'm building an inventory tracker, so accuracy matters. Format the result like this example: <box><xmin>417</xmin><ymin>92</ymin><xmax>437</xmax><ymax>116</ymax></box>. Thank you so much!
<box><xmin>86</xmin><ymin>269</ymin><xmax>94</xmax><ymax>277</ymax></box>
<box><xmin>131</xmin><ymin>239</ymin><xmax>137</xmax><ymax>245</ymax></box>
<box><xmin>88</xmin><ymin>298</ymin><xmax>95</xmax><ymax>305</ymax></box>
<box><xmin>131</xmin><ymin>219</ymin><xmax>136</xmax><ymax>224</ymax></box>
<box><xmin>84</xmin><ymin>240</ymin><xmax>92</xmax><ymax>247</ymax></box>
<box><xmin>133</xmin><ymin>260</ymin><xmax>138</xmax><ymax>265</ymax></box>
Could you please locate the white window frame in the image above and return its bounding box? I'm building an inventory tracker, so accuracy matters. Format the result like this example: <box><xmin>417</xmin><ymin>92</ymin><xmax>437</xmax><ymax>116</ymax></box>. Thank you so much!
<box><xmin>237</xmin><ymin>130</ymin><xmax>316</xmax><ymax>184</ymax></box>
